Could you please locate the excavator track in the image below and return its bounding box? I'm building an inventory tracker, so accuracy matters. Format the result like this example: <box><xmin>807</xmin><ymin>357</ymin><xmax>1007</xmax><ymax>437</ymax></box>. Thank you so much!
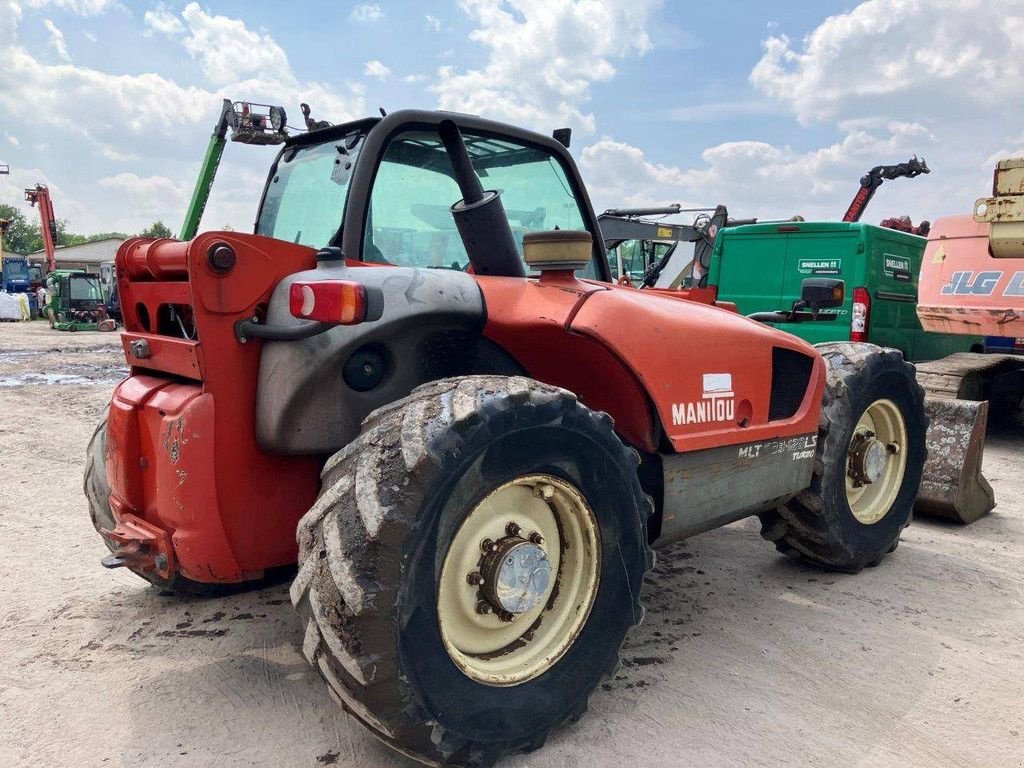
<box><xmin>915</xmin><ymin>353</ymin><xmax>1024</xmax><ymax>523</ymax></box>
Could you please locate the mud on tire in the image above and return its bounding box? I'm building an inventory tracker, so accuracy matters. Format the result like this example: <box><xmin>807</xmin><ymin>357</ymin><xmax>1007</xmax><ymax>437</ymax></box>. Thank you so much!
<box><xmin>759</xmin><ymin>343</ymin><xmax>927</xmax><ymax>573</ymax></box>
<box><xmin>291</xmin><ymin>375</ymin><xmax>653</xmax><ymax>767</ymax></box>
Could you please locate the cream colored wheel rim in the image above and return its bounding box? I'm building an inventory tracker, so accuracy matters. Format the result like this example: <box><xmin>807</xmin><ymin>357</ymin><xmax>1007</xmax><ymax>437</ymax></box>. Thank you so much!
<box><xmin>437</xmin><ymin>474</ymin><xmax>601</xmax><ymax>686</ymax></box>
<box><xmin>845</xmin><ymin>398</ymin><xmax>908</xmax><ymax>525</ymax></box>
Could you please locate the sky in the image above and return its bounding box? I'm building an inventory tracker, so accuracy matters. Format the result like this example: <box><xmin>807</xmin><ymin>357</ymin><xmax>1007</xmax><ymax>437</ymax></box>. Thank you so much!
<box><xmin>1</xmin><ymin>0</ymin><xmax>1023</xmax><ymax>238</ymax></box>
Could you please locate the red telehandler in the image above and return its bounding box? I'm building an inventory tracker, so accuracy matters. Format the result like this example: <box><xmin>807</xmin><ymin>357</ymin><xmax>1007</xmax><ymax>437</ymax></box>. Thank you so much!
<box><xmin>85</xmin><ymin>107</ymin><xmax>927</xmax><ymax>766</ymax></box>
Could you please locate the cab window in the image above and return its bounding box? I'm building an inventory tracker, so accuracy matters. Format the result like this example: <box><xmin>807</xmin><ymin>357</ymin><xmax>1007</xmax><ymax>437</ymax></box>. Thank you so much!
<box><xmin>364</xmin><ymin>130</ymin><xmax>594</xmax><ymax>276</ymax></box>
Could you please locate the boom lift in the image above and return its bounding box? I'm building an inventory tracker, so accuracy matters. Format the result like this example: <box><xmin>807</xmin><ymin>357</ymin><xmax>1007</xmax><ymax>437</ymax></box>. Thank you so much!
<box><xmin>914</xmin><ymin>157</ymin><xmax>1024</xmax><ymax>522</ymax></box>
<box><xmin>84</xmin><ymin>108</ymin><xmax>927</xmax><ymax>766</ymax></box>
<box><xmin>842</xmin><ymin>156</ymin><xmax>930</xmax><ymax>224</ymax></box>
<box><xmin>178</xmin><ymin>99</ymin><xmax>289</xmax><ymax>241</ymax></box>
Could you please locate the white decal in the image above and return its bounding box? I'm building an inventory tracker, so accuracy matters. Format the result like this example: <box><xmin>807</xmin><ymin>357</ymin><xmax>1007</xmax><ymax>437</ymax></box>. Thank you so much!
<box><xmin>702</xmin><ymin>373</ymin><xmax>734</xmax><ymax>397</ymax></box>
<box><xmin>738</xmin><ymin>435</ymin><xmax>817</xmax><ymax>460</ymax></box>
<box><xmin>673</xmin><ymin>373</ymin><xmax>736</xmax><ymax>426</ymax></box>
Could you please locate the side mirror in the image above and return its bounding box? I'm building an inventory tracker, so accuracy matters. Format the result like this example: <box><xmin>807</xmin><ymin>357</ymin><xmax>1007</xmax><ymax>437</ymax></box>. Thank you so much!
<box><xmin>799</xmin><ymin>278</ymin><xmax>845</xmax><ymax>313</ymax></box>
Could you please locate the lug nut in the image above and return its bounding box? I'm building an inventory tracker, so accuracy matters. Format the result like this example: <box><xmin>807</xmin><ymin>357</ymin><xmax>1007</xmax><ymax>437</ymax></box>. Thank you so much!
<box><xmin>466</xmin><ymin>571</ymin><xmax>484</xmax><ymax>586</ymax></box>
<box><xmin>475</xmin><ymin>600</ymin><xmax>492</xmax><ymax>615</ymax></box>
<box><xmin>506</xmin><ymin>522</ymin><xmax>521</xmax><ymax>538</ymax></box>
<box><xmin>886</xmin><ymin>442</ymin><xmax>900</xmax><ymax>454</ymax></box>
<box><xmin>528</xmin><ymin>532</ymin><xmax>544</xmax><ymax>545</ymax></box>
<box><xmin>497</xmin><ymin>610</ymin><xmax>515</xmax><ymax>623</ymax></box>
<box><xmin>481</xmin><ymin>538</ymin><xmax>495</xmax><ymax>553</ymax></box>
<box><xmin>533</xmin><ymin>484</ymin><xmax>555</xmax><ymax>500</ymax></box>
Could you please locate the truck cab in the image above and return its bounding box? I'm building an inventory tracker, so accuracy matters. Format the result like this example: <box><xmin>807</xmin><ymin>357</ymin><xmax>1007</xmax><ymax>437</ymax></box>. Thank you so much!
<box><xmin>707</xmin><ymin>220</ymin><xmax>983</xmax><ymax>361</ymax></box>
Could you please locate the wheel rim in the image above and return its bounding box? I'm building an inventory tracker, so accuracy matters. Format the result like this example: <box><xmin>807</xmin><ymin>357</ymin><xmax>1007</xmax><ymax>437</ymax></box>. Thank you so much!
<box><xmin>437</xmin><ymin>473</ymin><xmax>601</xmax><ymax>686</ymax></box>
<box><xmin>845</xmin><ymin>398</ymin><xmax>908</xmax><ymax>524</ymax></box>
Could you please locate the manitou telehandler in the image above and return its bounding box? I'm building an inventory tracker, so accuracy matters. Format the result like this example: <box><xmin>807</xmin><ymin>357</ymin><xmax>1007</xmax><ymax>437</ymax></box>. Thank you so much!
<box><xmin>85</xmin><ymin>108</ymin><xmax>927</xmax><ymax>767</ymax></box>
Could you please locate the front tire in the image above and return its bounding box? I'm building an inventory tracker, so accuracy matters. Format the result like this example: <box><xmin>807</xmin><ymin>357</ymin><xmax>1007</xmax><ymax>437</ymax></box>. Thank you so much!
<box><xmin>291</xmin><ymin>376</ymin><xmax>653</xmax><ymax>767</ymax></box>
<box><xmin>759</xmin><ymin>343</ymin><xmax>927</xmax><ymax>572</ymax></box>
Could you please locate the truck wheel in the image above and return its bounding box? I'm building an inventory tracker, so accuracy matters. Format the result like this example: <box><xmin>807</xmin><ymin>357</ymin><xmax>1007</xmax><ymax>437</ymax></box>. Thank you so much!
<box><xmin>759</xmin><ymin>343</ymin><xmax>927</xmax><ymax>573</ymax></box>
<box><xmin>292</xmin><ymin>376</ymin><xmax>653</xmax><ymax>767</ymax></box>
<box><xmin>83</xmin><ymin>416</ymin><xmax>260</xmax><ymax>596</ymax></box>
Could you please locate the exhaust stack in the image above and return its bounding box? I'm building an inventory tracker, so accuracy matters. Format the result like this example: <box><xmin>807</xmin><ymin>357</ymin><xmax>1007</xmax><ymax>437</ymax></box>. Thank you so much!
<box><xmin>438</xmin><ymin>120</ymin><xmax>524</xmax><ymax>278</ymax></box>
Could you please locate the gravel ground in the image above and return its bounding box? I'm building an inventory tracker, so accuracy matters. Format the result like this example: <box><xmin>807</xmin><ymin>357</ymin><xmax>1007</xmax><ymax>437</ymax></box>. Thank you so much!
<box><xmin>0</xmin><ymin>322</ymin><xmax>1021</xmax><ymax>768</ymax></box>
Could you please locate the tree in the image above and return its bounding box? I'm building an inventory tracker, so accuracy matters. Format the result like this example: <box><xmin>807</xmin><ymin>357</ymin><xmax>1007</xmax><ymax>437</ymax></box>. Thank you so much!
<box><xmin>139</xmin><ymin>220</ymin><xmax>173</xmax><ymax>239</ymax></box>
<box><xmin>0</xmin><ymin>204</ymin><xmax>41</xmax><ymax>254</ymax></box>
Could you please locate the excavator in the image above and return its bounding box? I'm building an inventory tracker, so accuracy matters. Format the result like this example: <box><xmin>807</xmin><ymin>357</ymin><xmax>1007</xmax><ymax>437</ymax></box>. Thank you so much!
<box><xmin>915</xmin><ymin>157</ymin><xmax>1024</xmax><ymax>523</ymax></box>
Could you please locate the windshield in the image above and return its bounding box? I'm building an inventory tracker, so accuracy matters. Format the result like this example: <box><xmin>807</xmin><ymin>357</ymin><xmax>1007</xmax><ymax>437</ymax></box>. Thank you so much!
<box><xmin>68</xmin><ymin>276</ymin><xmax>102</xmax><ymax>301</ymax></box>
<box><xmin>256</xmin><ymin>132</ymin><xmax>364</xmax><ymax>248</ymax></box>
<box><xmin>3</xmin><ymin>261</ymin><xmax>29</xmax><ymax>281</ymax></box>
<box><xmin>364</xmin><ymin>131</ymin><xmax>592</xmax><ymax>275</ymax></box>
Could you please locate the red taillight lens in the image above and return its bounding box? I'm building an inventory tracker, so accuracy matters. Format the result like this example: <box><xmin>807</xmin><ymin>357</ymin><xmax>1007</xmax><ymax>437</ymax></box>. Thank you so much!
<box><xmin>851</xmin><ymin>286</ymin><xmax>870</xmax><ymax>342</ymax></box>
<box><xmin>289</xmin><ymin>280</ymin><xmax>367</xmax><ymax>324</ymax></box>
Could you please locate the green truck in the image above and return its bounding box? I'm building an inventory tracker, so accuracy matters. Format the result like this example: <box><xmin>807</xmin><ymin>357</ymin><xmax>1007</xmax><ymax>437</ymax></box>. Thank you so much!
<box><xmin>706</xmin><ymin>220</ymin><xmax>982</xmax><ymax>360</ymax></box>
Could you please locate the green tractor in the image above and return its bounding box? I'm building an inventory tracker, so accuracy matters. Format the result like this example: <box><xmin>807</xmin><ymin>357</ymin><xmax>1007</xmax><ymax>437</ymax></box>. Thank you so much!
<box><xmin>44</xmin><ymin>269</ymin><xmax>117</xmax><ymax>332</ymax></box>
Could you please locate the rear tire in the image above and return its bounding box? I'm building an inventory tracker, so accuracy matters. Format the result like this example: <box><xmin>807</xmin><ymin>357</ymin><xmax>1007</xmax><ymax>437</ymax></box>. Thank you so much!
<box><xmin>759</xmin><ymin>343</ymin><xmax>927</xmax><ymax>572</ymax></box>
<box><xmin>291</xmin><ymin>376</ymin><xmax>653</xmax><ymax>767</ymax></box>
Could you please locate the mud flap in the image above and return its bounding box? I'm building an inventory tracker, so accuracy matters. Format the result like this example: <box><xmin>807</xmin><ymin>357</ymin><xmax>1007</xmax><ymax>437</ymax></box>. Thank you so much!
<box><xmin>915</xmin><ymin>397</ymin><xmax>994</xmax><ymax>524</ymax></box>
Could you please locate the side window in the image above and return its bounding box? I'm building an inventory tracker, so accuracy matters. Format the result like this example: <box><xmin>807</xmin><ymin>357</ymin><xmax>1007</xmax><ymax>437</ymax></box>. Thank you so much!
<box><xmin>364</xmin><ymin>130</ymin><xmax>593</xmax><ymax>274</ymax></box>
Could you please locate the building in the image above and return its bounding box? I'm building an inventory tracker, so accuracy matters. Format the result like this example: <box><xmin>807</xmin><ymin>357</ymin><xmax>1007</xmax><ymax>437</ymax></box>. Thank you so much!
<box><xmin>31</xmin><ymin>237</ymin><xmax>127</xmax><ymax>274</ymax></box>
<box><xmin>31</xmin><ymin>238</ymin><xmax>127</xmax><ymax>296</ymax></box>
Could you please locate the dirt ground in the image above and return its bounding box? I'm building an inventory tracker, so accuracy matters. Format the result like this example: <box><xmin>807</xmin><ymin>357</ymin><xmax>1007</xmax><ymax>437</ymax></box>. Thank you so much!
<box><xmin>0</xmin><ymin>321</ymin><xmax>1021</xmax><ymax>768</ymax></box>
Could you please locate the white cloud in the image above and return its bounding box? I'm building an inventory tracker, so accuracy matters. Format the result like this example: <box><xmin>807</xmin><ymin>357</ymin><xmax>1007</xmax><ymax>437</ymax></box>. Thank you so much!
<box><xmin>425</xmin><ymin>14</ymin><xmax>442</xmax><ymax>32</ymax></box>
<box><xmin>175</xmin><ymin>2</ymin><xmax>291</xmax><ymax>86</ymax></box>
<box><xmin>5</xmin><ymin>133</ymin><xmax>19</xmax><ymax>147</ymax></box>
<box><xmin>83</xmin><ymin>30</ymin><xmax>97</xmax><ymax>42</ymax></box>
<box><xmin>432</xmin><ymin>0</ymin><xmax>661</xmax><ymax>133</ymax></box>
<box><xmin>349</xmin><ymin>3</ymin><xmax>382</xmax><ymax>22</ymax></box>
<box><xmin>580</xmin><ymin>122</ymin><xmax>943</xmax><ymax>223</ymax></box>
<box><xmin>143</xmin><ymin>8</ymin><xmax>184</xmax><ymax>37</ymax></box>
<box><xmin>139</xmin><ymin>3</ymin><xmax>362</xmax><ymax>122</ymax></box>
<box><xmin>43</xmin><ymin>19</ymin><xmax>70</xmax><ymax>61</ymax></box>
<box><xmin>0</xmin><ymin>1</ymin><xmax>361</xmax><ymax>235</ymax></box>
<box><xmin>24</xmin><ymin>0</ymin><xmax>114</xmax><ymax>15</ymax></box>
<box><xmin>402</xmin><ymin>73</ymin><xmax>427</xmax><ymax>83</ymax></box>
<box><xmin>740</xmin><ymin>0</ymin><xmax>1024</xmax><ymax>232</ymax></box>
<box><xmin>750</xmin><ymin>0</ymin><xmax>1024</xmax><ymax>125</ymax></box>
<box><xmin>364</xmin><ymin>59</ymin><xmax>391</xmax><ymax>81</ymax></box>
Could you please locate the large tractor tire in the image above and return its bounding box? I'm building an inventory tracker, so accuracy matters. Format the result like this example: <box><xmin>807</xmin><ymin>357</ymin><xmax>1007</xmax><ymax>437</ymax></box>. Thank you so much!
<box><xmin>292</xmin><ymin>376</ymin><xmax>653</xmax><ymax>767</ymax></box>
<box><xmin>84</xmin><ymin>416</ymin><xmax>259</xmax><ymax>596</ymax></box>
<box><xmin>759</xmin><ymin>343</ymin><xmax>927</xmax><ymax>573</ymax></box>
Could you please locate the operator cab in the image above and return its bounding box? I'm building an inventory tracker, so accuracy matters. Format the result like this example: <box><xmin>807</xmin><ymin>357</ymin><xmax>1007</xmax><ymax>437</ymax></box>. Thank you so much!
<box><xmin>255</xmin><ymin>111</ymin><xmax>608</xmax><ymax>281</ymax></box>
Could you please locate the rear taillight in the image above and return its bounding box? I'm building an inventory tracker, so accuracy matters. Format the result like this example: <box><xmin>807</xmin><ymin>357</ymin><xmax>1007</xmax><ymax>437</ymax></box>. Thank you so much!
<box><xmin>289</xmin><ymin>280</ymin><xmax>367</xmax><ymax>324</ymax></box>
<box><xmin>851</xmin><ymin>286</ymin><xmax>870</xmax><ymax>342</ymax></box>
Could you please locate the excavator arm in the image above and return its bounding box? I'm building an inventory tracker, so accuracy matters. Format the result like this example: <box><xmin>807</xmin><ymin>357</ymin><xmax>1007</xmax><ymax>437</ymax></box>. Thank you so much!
<box><xmin>842</xmin><ymin>156</ymin><xmax>930</xmax><ymax>223</ymax></box>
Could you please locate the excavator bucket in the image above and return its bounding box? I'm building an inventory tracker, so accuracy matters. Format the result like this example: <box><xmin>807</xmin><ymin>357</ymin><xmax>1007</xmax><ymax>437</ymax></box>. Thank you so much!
<box><xmin>915</xmin><ymin>397</ymin><xmax>994</xmax><ymax>524</ymax></box>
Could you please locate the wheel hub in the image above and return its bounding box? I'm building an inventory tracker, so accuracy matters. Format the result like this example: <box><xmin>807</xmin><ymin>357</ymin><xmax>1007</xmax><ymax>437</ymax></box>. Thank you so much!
<box><xmin>437</xmin><ymin>474</ymin><xmax>601</xmax><ymax>686</ymax></box>
<box><xmin>481</xmin><ymin>538</ymin><xmax>552</xmax><ymax>617</ymax></box>
<box><xmin>847</xmin><ymin>431</ymin><xmax>890</xmax><ymax>486</ymax></box>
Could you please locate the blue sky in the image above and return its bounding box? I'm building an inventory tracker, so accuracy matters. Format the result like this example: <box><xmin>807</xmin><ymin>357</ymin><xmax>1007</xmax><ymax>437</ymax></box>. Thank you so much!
<box><xmin>2</xmin><ymin>0</ymin><xmax>1022</xmax><ymax>237</ymax></box>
